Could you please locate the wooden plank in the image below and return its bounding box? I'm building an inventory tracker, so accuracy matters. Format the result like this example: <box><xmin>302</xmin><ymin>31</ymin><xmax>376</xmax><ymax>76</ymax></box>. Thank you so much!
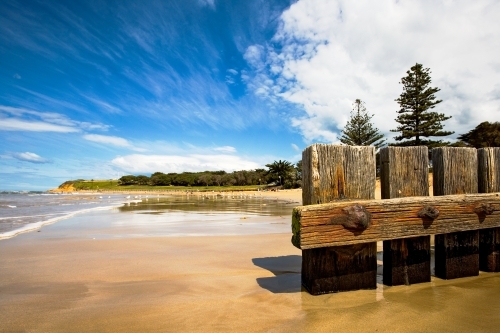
<box><xmin>435</xmin><ymin>230</ymin><xmax>479</xmax><ymax>279</ymax></box>
<box><xmin>478</xmin><ymin>147</ymin><xmax>500</xmax><ymax>272</ymax></box>
<box><xmin>380</xmin><ymin>147</ymin><xmax>430</xmax><ymax>286</ymax></box>
<box><xmin>380</xmin><ymin>146</ymin><xmax>429</xmax><ymax>199</ymax></box>
<box><xmin>433</xmin><ymin>147</ymin><xmax>479</xmax><ymax>279</ymax></box>
<box><xmin>292</xmin><ymin>193</ymin><xmax>500</xmax><ymax>249</ymax></box>
<box><xmin>302</xmin><ymin>243</ymin><xmax>377</xmax><ymax>294</ymax></box>
<box><xmin>300</xmin><ymin>144</ymin><xmax>376</xmax><ymax>294</ymax></box>
<box><xmin>478</xmin><ymin>147</ymin><xmax>500</xmax><ymax>193</ymax></box>
<box><xmin>302</xmin><ymin>144</ymin><xmax>375</xmax><ymax>205</ymax></box>
<box><xmin>479</xmin><ymin>228</ymin><xmax>500</xmax><ymax>272</ymax></box>
<box><xmin>383</xmin><ymin>236</ymin><xmax>430</xmax><ymax>285</ymax></box>
<box><xmin>432</xmin><ymin>147</ymin><xmax>478</xmax><ymax>196</ymax></box>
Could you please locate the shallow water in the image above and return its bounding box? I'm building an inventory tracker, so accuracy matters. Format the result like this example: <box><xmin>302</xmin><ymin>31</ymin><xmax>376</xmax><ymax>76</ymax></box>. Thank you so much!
<box><xmin>0</xmin><ymin>192</ymin><xmax>130</xmax><ymax>238</ymax></box>
<box><xmin>0</xmin><ymin>193</ymin><xmax>295</xmax><ymax>240</ymax></box>
<box><xmin>10</xmin><ymin>194</ymin><xmax>295</xmax><ymax>240</ymax></box>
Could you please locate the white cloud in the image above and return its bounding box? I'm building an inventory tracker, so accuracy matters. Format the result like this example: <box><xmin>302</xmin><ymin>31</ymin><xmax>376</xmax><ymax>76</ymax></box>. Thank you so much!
<box><xmin>83</xmin><ymin>134</ymin><xmax>146</xmax><ymax>152</ymax></box>
<box><xmin>213</xmin><ymin>146</ymin><xmax>237</xmax><ymax>153</ymax></box>
<box><xmin>244</xmin><ymin>45</ymin><xmax>265</xmax><ymax>70</ymax></box>
<box><xmin>245</xmin><ymin>0</ymin><xmax>500</xmax><ymax>143</ymax></box>
<box><xmin>83</xmin><ymin>134</ymin><xmax>129</xmax><ymax>147</ymax></box>
<box><xmin>83</xmin><ymin>96</ymin><xmax>123</xmax><ymax>114</ymax></box>
<box><xmin>291</xmin><ymin>143</ymin><xmax>300</xmax><ymax>152</ymax></box>
<box><xmin>12</xmin><ymin>152</ymin><xmax>49</xmax><ymax>164</ymax></box>
<box><xmin>0</xmin><ymin>105</ymin><xmax>110</xmax><ymax>133</ymax></box>
<box><xmin>111</xmin><ymin>154</ymin><xmax>260</xmax><ymax>174</ymax></box>
<box><xmin>0</xmin><ymin>118</ymin><xmax>78</xmax><ymax>132</ymax></box>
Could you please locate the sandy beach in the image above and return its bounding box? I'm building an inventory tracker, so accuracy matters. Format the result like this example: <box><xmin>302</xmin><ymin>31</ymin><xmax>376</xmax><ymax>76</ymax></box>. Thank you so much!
<box><xmin>2</xmin><ymin>185</ymin><xmax>500</xmax><ymax>332</ymax></box>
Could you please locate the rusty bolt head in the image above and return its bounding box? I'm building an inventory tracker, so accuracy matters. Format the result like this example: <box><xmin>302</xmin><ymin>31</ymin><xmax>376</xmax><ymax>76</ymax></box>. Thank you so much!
<box><xmin>418</xmin><ymin>206</ymin><xmax>440</xmax><ymax>220</ymax></box>
<box><xmin>474</xmin><ymin>203</ymin><xmax>495</xmax><ymax>215</ymax></box>
<box><xmin>341</xmin><ymin>204</ymin><xmax>371</xmax><ymax>230</ymax></box>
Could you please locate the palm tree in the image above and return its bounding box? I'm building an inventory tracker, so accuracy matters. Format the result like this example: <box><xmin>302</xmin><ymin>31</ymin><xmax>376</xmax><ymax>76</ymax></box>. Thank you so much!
<box><xmin>265</xmin><ymin>160</ymin><xmax>294</xmax><ymax>186</ymax></box>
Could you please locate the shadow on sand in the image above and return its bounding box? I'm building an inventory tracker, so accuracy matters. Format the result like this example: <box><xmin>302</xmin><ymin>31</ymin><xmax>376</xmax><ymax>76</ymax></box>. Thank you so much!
<box><xmin>252</xmin><ymin>255</ymin><xmax>302</xmax><ymax>293</ymax></box>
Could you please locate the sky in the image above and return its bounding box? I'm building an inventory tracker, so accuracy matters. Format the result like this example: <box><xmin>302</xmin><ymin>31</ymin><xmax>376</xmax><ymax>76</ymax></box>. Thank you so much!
<box><xmin>1</xmin><ymin>0</ymin><xmax>499</xmax><ymax>190</ymax></box>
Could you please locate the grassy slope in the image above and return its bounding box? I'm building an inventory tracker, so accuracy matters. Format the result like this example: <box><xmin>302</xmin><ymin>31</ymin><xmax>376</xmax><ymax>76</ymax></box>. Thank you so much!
<box><xmin>66</xmin><ymin>180</ymin><xmax>264</xmax><ymax>192</ymax></box>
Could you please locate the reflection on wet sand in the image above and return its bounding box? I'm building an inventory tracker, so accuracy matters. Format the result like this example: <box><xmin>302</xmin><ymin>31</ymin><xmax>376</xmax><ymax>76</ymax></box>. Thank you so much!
<box><xmin>118</xmin><ymin>195</ymin><xmax>294</xmax><ymax>216</ymax></box>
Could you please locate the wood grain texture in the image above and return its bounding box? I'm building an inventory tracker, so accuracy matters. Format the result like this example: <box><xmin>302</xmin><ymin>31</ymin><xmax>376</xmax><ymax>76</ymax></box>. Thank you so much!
<box><xmin>478</xmin><ymin>148</ymin><xmax>500</xmax><ymax>193</ymax></box>
<box><xmin>478</xmin><ymin>148</ymin><xmax>500</xmax><ymax>272</ymax></box>
<box><xmin>380</xmin><ymin>147</ymin><xmax>430</xmax><ymax>286</ymax></box>
<box><xmin>435</xmin><ymin>230</ymin><xmax>479</xmax><ymax>279</ymax></box>
<box><xmin>433</xmin><ymin>147</ymin><xmax>479</xmax><ymax>279</ymax></box>
<box><xmin>302</xmin><ymin>144</ymin><xmax>375</xmax><ymax>205</ymax></box>
<box><xmin>479</xmin><ymin>228</ymin><xmax>500</xmax><ymax>272</ymax></box>
<box><xmin>380</xmin><ymin>146</ymin><xmax>429</xmax><ymax>198</ymax></box>
<box><xmin>300</xmin><ymin>144</ymin><xmax>376</xmax><ymax>294</ymax></box>
<box><xmin>432</xmin><ymin>147</ymin><xmax>478</xmax><ymax>196</ymax></box>
<box><xmin>383</xmin><ymin>236</ymin><xmax>430</xmax><ymax>286</ymax></box>
<box><xmin>302</xmin><ymin>243</ymin><xmax>377</xmax><ymax>294</ymax></box>
<box><xmin>292</xmin><ymin>193</ymin><xmax>500</xmax><ymax>249</ymax></box>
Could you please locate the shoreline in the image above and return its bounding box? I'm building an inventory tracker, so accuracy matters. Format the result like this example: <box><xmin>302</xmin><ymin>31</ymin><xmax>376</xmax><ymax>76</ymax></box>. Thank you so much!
<box><xmin>50</xmin><ymin>188</ymin><xmax>304</xmax><ymax>204</ymax></box>
<box><xmin>47</xmin><ymin>174</ymin><xmax>433</xmax><ymax>202</ymax></box>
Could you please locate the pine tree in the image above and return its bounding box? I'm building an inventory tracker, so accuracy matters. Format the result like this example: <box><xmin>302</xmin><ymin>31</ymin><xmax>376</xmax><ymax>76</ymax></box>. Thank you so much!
<box><xmin>340</xmin><ymin>99</ymin><xmax>385</xmax><ymax>148</ymax></box>
<box><xmin>391</xmin><ymin>63</ymin><xmax>453</xmax><ymax>147</ymax></box>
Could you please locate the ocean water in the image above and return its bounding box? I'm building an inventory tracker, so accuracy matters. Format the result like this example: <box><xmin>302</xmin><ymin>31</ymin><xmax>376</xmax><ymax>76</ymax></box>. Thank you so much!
<box><xmin>0</xmin><ymin>192</ymin><xmax>296</xmax><ymax>240</ymax></box>
<box><xmin>0</xmin><ymin>192</ymin><xmax>131</xmax><ymax>239</ymax></box>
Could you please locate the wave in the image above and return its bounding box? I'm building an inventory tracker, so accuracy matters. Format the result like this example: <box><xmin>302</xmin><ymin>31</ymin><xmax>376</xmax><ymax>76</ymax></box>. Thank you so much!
<box><xmin>0</xmin><ymin>202</ymin><xmax>125</xmax><ymax>241</ymax></box>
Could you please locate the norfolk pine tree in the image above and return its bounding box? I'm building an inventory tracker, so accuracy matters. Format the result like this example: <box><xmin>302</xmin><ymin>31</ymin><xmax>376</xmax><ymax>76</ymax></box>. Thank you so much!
<box><xmin>340</xmin><ymin>99</ymin><xmax>385</xmax><ymax>148</ymax></box>
<box><xmin>391</xmin><ymin>63</ymin><xmax>453</xmax><ymax>147</ymax></box>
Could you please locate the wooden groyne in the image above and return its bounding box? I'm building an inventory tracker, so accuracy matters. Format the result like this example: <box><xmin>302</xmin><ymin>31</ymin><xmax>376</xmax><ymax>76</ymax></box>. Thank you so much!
<box><xmin>294</xmin><ymin>145</ymin><xmax>500</xmax><ymax>294</ymax></box>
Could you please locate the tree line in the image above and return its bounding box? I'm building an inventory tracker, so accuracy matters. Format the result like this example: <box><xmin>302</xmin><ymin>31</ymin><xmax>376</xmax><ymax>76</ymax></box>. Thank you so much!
<box><xmin>118</xmin><ymin>160</ymin><xmax>302</xmax><ymax>189</ymax></box>
<box><xmin>341</xmin><ymin>63</ymin><xmax>500</xmax><ymax>149</ymax></box>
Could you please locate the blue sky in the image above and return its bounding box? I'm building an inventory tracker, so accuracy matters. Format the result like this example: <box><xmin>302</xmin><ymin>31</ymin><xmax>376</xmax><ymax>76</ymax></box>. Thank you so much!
<box><xmin>1</xmin><ymin>0</ymin><xmax>499</xmax><ymax>190</ymax></box>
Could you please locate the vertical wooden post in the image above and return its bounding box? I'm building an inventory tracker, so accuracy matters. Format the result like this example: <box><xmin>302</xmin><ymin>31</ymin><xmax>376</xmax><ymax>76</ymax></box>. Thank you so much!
<box><xmin>478</xmin><ymin>147</ymin><xmax>500</xmax><ymax>272</ymax></box>
<box><xmin>433</xmin><ymin>147</ymin><xmax>479</xmax><ymax>279</ymax></box>
<box><xmin>380</xmin><ymin>147</ymin><xmax>431</xmax><ymax>286</ymax></box>
<box><xmin>301</xmin><ymin>144</ymin><xmax>377</xmax><ymax>294</ymax></box>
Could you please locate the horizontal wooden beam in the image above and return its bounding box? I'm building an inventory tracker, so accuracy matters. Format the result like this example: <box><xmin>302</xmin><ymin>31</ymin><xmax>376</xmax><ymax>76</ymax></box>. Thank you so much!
<box><xmin>292</xmin><ymin>193</ymin><xmax>500</xmax><ymax>249</ymax></box>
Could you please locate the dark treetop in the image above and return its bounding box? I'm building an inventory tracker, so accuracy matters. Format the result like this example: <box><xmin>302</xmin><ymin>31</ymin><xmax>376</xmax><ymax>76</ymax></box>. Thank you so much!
<box><xmin>391</xmin><ymin>63</ymin><xmax>453</xmax><ymax>147</ymax></box>
<box><xmin>340</xmin><ymin>99</ymin><xmax>385</xmax><ymax>149</ymax></box>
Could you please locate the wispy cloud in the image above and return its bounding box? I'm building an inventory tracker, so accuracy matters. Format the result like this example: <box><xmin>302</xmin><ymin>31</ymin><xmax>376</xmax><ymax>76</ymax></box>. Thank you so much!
<box><xmin>13</xmin><ymin>73</ymin><xmax>21</xmax><ymax>79</ymax></box>
<box><xmin>291</xmin><ymin>143</ymin><xmax>300</xmax><ymax>152</ymax></box>
<box><xmin>0</xmin><ymin>118</ymin><xmax>78</xmax><ymax>132</ymax></box>
<box><xmin>111</xmin><ymin>153</ymin><xmax>260</xmax><ymax>174</ymax></box>
<box><xmin>198</xmin><ymin>0</ymin><xmax>216</xmax><ymax>10</ymax></box>
<box><xmin>83</xmin><ymin>134</ymin><xmax>146</xmax><ymax>152</ymax></box>
<box><xmin>12</xmin><ymin>152</ymin><xmax>50</xmax><ymax>164</ymax></box>
<box><xmin>81</xmin><ymin>96</ymin><xmax>123</xmax><ymax>115</ymax></box>
<box><xmin>213</xmin><ymin>146</ymin><xmax>237</xmax><ymax>153</ymax></box>
<box><xmin>0</xmin><ymin>106</ymin><xmax>109</xmax><ymax>132</ymax></box>
<box><xmin>245</xmin><ymin>0</ymin><xmax>500</xmax><ymax>143</ymax></box>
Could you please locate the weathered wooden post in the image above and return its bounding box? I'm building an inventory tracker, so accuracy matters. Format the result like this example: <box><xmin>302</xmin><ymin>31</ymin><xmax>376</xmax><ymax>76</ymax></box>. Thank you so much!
<box><xmin>433</xmin><ymin>147</ymin><xmax>479</xmax><ymax>279</ymax></box>
<box><xmin>300</xmin><ymin>144</ymin><xmax>376</xmax><ymax>294</ymax></box>
<box><xmin>478</xmin><ymin>147</ymin><xmax>500</xmax><ymax>272</ymax></box>
<box><xmin>380</xmin><ymin>146</ymin><xmax>431</xmax><ymax>285</ymax></box>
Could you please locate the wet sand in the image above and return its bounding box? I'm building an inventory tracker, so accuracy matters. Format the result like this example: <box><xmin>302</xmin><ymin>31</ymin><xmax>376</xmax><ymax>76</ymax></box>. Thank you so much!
<box><xmin>2</xmin><ymin>183</ymin><xmax>500</xmax><ymax>332</ymax></box>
